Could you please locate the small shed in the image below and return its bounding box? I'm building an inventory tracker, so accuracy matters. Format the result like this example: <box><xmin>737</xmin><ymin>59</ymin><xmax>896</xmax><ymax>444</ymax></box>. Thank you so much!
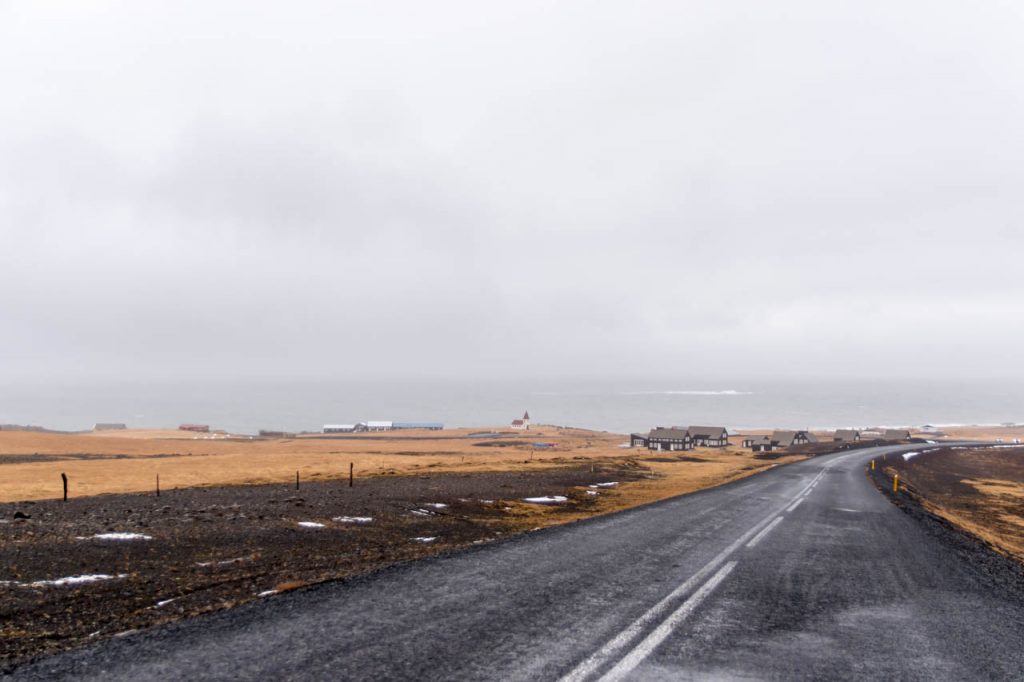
<box><xmin>745</xmin><ymin>436</ymin><xmax>774</xmax><ymax>452</ymax></box>
<box><xmin>884</xmin><ymin>429</ymin><xmax>911</xmax><ymax>442</ymax></box>
<box><xmin>833</xmin><ymin>429</ymin><xmax>860</xmax><ymax>443</ymax></box>
<box><xmin>630</xmin><ymin>433</ymin><xmax>650</xmax><ymax>448</ymax></box>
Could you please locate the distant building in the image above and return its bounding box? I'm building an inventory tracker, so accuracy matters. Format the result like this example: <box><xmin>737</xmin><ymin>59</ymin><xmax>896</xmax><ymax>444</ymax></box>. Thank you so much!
<box><xmin>511</xmin><ymin>411</ymin><xmax>531</xmax><ymax>431</ymax></box>
<box><xmin>259</xmin><ymin>430</ymin><xmax>296</xmax><ymax>438</ymax></box>
<box><xmin>365</xmin><ymin>421</ymin><xmax>393</xmax><ymax>432</ymax></box>
<box><xmin>93</xmin><ymin>423</ymin><xmax>127</xmax><ymax>431</ymax></box>
<box><xmin>630</xmin><ymin>433</ymin><xmax>650</xmax><ymax>448</ymax></box>
<box><xmin>647</xmin><ymin>428</ymin><xmax>693</xmax><ymax>451</ymax></box>
<box><xmin>771</xmin><ymin>430</ymin><xmax>817</xmax><ymax>448</ymax></box>
<box><xmin>687</xmin><ymin>426</ymin><xmax>729</xmax><ymax>447</ymax></box>
<box><xmin>884</xmin><ymin>429</ymin><xmax>911</xmax><ymax>442</ymax></box>
<box><xmin>392</xmin><ymin>422</ymin><xmax>444</xmax><ymax>431</ymax></box>
<box><xmin>833</xmin><ymin>429</ymin><xmax>860</xmax><ymax>443</ymax></box>
<box><xmin>742</xmin><ymin>435</ymin><xmax>774</xmax><ymax>452</ymax></box>
<box><xmin>179</xmin><ymin>424</ymin><xmax>210</xmax><ymax>433</ymax></box>
<box><xmin>323</xmin><ymin>424</ymin><xmax>359</xmax><ymax>433</ymax></box>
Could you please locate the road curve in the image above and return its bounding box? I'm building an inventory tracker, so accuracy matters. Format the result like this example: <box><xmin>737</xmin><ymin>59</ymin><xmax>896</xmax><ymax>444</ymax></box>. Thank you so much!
<box><xmin>7</xmin><ymin>444</ymin><xmax>1024</xmax><ymax>681</ymax></box>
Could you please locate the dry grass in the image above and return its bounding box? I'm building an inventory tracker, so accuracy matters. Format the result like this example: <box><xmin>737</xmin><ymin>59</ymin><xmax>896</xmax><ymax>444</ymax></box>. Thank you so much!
<box><xmin>935</xmin><ymin>425</ymin><xmax>1024</xmax><ymax>442</ymax></box>
<box><xmin>0</xmin><ymin>428</ymin><xmax>808</xmax><ymax>508</ymax></box>
<box><xmin>892</xmin><ymin>448</ymin><xmax>1024</xmax><ymax>563</ymax></box>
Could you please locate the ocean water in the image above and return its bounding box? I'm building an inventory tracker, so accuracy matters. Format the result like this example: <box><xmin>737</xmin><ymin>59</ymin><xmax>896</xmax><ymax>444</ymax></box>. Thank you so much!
<box><xmin>1</xmin><ymin>378</ymin><xmax>1022</xmax><ymax>435</ymax></box>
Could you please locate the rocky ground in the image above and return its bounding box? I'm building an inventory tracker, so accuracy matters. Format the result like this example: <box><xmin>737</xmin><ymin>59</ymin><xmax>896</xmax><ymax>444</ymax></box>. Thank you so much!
<box><xmin>0</xmin><ymin>465</ymin><xmax>643</xmax><ymax>669</ymax></box>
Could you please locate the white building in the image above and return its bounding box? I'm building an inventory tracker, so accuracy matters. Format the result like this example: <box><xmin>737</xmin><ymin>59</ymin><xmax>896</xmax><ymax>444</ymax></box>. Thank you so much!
<box><xmin>365</xmin><ymin>421</ymin><xmax>393</xmax><ymax>432</ymax></box>
<box><xmin>510</xmin><ymin>411</ymin><xmax>530</xmax><ymax>430</ymax></box>
<box><xmin>323</xmin><ymin>424</ymin><xmax>358</xmax><ymax>433</ymax></box>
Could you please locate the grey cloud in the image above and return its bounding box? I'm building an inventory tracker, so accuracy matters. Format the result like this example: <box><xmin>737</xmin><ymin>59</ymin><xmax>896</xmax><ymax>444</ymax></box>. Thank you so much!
<box><xmin>1</xmin><ymin>0</ymin><xmax>1023</xmax><ymax>385</ymax></box>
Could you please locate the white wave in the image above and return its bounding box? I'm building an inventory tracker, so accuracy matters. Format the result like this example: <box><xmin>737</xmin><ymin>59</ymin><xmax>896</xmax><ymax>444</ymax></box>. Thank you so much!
<box><xmin>623</xmin><ymin>389</ymin><xmax>753</xmax><ymax>396</ymax></box>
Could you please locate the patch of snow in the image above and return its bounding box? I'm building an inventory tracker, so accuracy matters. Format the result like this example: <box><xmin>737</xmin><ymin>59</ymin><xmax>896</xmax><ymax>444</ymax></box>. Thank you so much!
<box><xmin>479</xmin><ymin>499</ymin><xmax>494</xmax><ymax>504</ymax></box>
<box><xmin>91</xmin><ymin>533</ymin><xmax>152</xmax><ymax>541</ymax></box>
<box><xmin>333</xmin><ymin>516</ymin><xmax>373</xmax><ymax>524</ymax></box>
<box><xmin>589</xmin><ymin>482</ymin><xmax>619</xmax><ymax>488</ymax></box>
<box><xmin>422</xmin><ymin>503</ymin><xmax>448</xmax><ymax>509</ymax></box>
<box><xmin>522</xmin><ymin>496</ymin><xmax>568</xmax><ymax>504</ymax></box>
<box><xmin>256</xmin><ymin>590</ymin><xmax>278</xmax><ymax>597</ymax></box>
<box><xmin>154</xmin><ymin>598</ymin><xmax>176</xmax><ymax>607</ymax></box>
<box><xmin>902</xmin><ymin>452</ymin><xmax>920</xmax><ymax>461</ymax></box>
<box><xmin>196</xmin><ymin>557</ymin><xmax>247</xmax><ymax>567</ymax></box>
<box><xmin>410</xmin><ymin>509</ymin><xmax>433</xmax><ymax>516</ymax></box>
<box><xmin>412</xmin><ymin>536</ymin><xmax>437</xmax><ymax>543</ymax></box>
<box><xmin>585</xmin><ymin>490</ymin><xmax>599</xmax><ymax>496</ymax></box>
<box><xmin>297</xmin><ymin>522</ymin><xmax>325</xmax><ymax>528</ymax></box>
<box><xmin>9</xmin><ymin>574</ymin><xmax>129</xmax><ymax>588</ymax></box>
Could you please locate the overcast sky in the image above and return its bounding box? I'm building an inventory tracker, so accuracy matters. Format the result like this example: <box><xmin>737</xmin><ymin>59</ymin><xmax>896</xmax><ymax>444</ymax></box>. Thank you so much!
<box><xmin>2</xmin><ymin>1</ymin><xmax>1022</xmax><ymax>385</ymax></box>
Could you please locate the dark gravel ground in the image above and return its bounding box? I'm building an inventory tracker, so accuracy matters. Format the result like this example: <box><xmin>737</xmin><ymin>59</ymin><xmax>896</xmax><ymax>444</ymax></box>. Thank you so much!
<box><xmin>868</xmin><ymin>451</ymin><xmax>1024</xmax><ymax>589</ymax></box>
<box><xmin>0</xmin><ymin>465</ymin><xmax>640</xmax><ymax>669</ymax></box>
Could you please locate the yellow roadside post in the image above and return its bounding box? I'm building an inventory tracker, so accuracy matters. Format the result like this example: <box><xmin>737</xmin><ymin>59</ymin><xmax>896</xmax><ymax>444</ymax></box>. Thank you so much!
<box><xmin>871</xmin><ymin>460</ymin><xmax>875</xmax><ymax>471</ymax></box>
<box><xmin>893</xmin><ymin>473</ymin><xmax>899</xmax><ymax>493</ymax></box>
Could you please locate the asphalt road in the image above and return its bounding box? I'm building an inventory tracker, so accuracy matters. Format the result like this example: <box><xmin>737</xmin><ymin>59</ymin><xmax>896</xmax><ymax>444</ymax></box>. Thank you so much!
<box><xmin>8</xmin><ymin>444</ymin><xmax>1024</xmax><ymax>681</ymax></box>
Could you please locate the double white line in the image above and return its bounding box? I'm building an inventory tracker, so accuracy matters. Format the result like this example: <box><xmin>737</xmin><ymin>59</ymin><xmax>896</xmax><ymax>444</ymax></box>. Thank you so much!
<box><xmin>560</xmin><ymin>464</ymin><xmax>838</xmax><ymax>682</ymax></box>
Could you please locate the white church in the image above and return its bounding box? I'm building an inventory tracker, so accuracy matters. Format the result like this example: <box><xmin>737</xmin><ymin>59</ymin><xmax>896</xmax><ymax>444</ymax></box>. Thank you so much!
<box><xmin>510</xmin><ymin>411</ymin><xmax>530</xmax><ymax>430</ymax></box>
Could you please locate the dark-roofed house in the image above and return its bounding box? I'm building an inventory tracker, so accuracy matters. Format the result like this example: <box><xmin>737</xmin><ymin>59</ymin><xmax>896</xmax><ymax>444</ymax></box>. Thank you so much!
<box><xmin>630</xmin><ymin>433</ymin><xmax>650</xmax><ymax>448</ymax></box>
<box><xmin>833</xmin><ymin>429</ymin><xmax>861</xmax><ymax>443</ymax></box>
<box><xmin>771</xmin><ymin>430</ymin><xmax>817</xmax><ymax>448</ymax></box>
<box><xmin>687</xmin><ymin>426</ymin><xmax>729</xmax><ymax>447</ymax></box>
<box><xmin>647</xmin><ymin>428</ymin><xmax>693</xmax><ymax>451</ymax></box>
<box><xmin>884</xmin><ymin>429</ymin><xmax>911</xmax><ymax>442</ymax></box>
<box><xmin>743</xmin><ymin>435</ymin><xmax>774</xmax><ymax>452</ymax></box>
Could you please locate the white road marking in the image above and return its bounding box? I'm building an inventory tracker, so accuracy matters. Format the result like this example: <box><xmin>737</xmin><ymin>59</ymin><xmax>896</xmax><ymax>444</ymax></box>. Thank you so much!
<box><xmin>558</xmin><ymin>513</ymin><xmax>779</xmax><ymax>682</ymax></box>
<box><xmin>560</xmin><ymin>455</ymin><xmax>861</xmax><ymax>682</ymax></box>
<box><xmin>597</xmin><ymin>562</ymin><xmax>738</xmax><ymax>682</ymax></box>
<box><xmin>787</xmin><ymin>498</ymin><xmax>805</xmax><ymax>513</ymax></box>
<box><xmin>746</xmin><ymin>516</ymin><xmax>785</xmax><ymax>548</ymax></box>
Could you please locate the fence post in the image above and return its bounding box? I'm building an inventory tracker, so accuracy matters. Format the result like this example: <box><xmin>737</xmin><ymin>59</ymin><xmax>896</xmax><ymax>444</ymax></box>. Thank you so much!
<box><xmin>61</xmin><ymin>472</ymin><xmax>68</xmax><ymax>502</ymax></box>
<box><xmin>156</xmin><ymin>473</ymin><xmax>160</xmax><ymax>497</ymax></box>
<box><xmin>349</xmin><ymin>462</ymin><xmax>354</xmax><ymax>488</ymax></box>
<box><xmin>296</xmin><ymin>470</ymin><xmax>300</xmax><ymax>491</ymax></box>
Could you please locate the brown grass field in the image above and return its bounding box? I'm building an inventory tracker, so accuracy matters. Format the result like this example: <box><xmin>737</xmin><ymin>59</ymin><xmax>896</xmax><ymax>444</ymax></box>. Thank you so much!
<box><xmin>0</xmin><ymin>427</ymin><xmax>807</xmax><ymax>505</ymax></box>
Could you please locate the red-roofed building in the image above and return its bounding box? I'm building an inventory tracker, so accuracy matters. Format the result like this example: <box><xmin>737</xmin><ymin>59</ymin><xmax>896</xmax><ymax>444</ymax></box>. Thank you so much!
<box><xmin>511</xmin><ymin>411</ymin><xmax>531</xmax><ymax>430</ymax></box>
